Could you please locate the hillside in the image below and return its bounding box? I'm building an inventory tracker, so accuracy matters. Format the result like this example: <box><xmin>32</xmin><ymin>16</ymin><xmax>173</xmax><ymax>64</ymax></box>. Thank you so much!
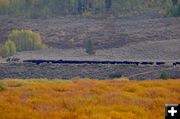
<box><xmin>0</xmin><ymin>10</ymin><xmax>180</xmax><ymax>61</ymax></box>
<box><xmin>1</xmin><ymin>12</ymin><xmax>180</xmax><ymax>49</ymax></box>
<box><xmin>0</xmin><ymin>0</ymin><xmax>180</xmax><ymax>61</ymax></box>
<box><xmin>0</xmin><ymin>79</ymin><xmax>180</xmax><ymax>119</ymax></box>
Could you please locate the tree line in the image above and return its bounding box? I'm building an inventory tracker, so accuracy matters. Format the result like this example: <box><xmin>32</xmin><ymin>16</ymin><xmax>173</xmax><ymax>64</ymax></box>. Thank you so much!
<box><xmin>0</xmin><ymin>0</ymin><xmax>166</xmax><ymax>18</ymax></box>
<box><xmin>164</xmin><ymin>0</ymin><xmax>180</xmax><ymax>17</ymax></box>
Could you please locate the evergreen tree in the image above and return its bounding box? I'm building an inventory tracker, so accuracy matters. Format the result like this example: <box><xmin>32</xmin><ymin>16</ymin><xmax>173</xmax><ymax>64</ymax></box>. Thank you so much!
<box><xmin>85</xmin><ymin>40</ymin><xmax>95</xmax><ymax>55</ymax></box>
<box><xmin>78</xmin><ymin>0</ymin><xmax>83</xmax><ymax>14</ymax></box>
<box><xmin>105</xmin><ymin>0</ymin><xmax>112</xmax><ymax>11</ymax></box>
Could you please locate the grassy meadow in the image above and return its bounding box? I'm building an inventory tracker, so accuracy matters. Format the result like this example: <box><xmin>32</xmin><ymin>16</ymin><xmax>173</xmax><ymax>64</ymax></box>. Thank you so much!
<box><xmin>0</xmin><ymin>79</ymin><xmax>180</xmax><ymax>119</ymax></box>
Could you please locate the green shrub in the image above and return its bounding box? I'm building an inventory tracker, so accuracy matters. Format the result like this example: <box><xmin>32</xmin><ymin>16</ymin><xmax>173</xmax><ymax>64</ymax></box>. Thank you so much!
<box><xmin>109</xmin><ymin>72</ymin><xmax>122</xmax><ymax>78</ymax></box>
<box><xmin>8</xmin><ymin>29</ymin><xmax>47</xmax><ymax>52</ymax></box>
<box><xmin>0</xmin><ymin>85</ymin><xmax>6</xmax><ymax>91</ymax></box>
<box><xmin>160</xmin><ymin>72</ymin><xmax>169</xmax><ymax>80</ymax></box>
<box><xmin>85</xmin><ymin>40</ymin><xmax>96</xmax><ymax>55</ymax></box>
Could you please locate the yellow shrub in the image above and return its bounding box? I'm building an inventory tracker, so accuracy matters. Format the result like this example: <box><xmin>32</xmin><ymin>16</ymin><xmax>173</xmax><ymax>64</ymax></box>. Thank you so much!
<box><xmin>0</xmin><ymin>79</ymin><xmax>179</xmax><ymax>119</ymax></box>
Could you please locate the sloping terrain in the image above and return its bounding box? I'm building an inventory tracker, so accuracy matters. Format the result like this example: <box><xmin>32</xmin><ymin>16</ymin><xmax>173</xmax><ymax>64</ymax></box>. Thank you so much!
<box><xmin>1</xmin><ymin>12</ymin><xmax>180</xmax><ymax>62</ymax></box>
<box><xmin>0</xmin><ymin>9</ymin><xmax>180</xmax><ymax>62</ymax></box>
<box><xmin>0</xmin><ymin>12</ymin><xmax>180</xmax><ymax>49</ymax></box>
<box><xmin>13</xmin><ymin>39</ymin><xmax>180</xmax><ymax>61</ymax></box>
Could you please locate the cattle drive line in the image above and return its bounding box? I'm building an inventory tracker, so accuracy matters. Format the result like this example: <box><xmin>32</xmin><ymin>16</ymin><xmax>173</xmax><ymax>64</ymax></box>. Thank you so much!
<box><xmin>21</xmin><ymin>59</ymin><xmax>180</xmax><ymax>66</ymax></box>
<box><xmin>4</xmin><ymin>57</ymin><xmax>180</xmax><ymax>66</ymax></box>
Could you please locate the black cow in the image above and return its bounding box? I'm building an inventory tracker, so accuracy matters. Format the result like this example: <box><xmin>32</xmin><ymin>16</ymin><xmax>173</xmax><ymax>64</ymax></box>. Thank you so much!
<box><xmin>173</xmin><ymin>62</ymin><xmax>180</xmax><ymax>66</ymax></box>
<box><xmin>23</xmin><ymin>60</ymin><xmax>43</xmax><ymax>65</ymax></box>
<box><xmin>156</xmin><ymin>62</ymin><xmax>166</xmax><ymax>65</ymax></box>
<box><xmin>141</xmin><ymin>62</ymin><xmax>154</xmax><ymax>65</ymax></box>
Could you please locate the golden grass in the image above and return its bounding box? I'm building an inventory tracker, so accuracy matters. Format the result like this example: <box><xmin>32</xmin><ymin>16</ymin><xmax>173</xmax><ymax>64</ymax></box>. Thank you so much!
<box><xmin>0</xmin><ymin>79</ymin><xmax>180</xmax><ymax>119</ymax></box>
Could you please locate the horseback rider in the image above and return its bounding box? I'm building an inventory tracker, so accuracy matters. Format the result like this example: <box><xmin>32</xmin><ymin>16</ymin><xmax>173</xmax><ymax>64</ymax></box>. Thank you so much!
<box><xmin>6</xmin><ymin>57</ymin><xmax>20</xmax><ymax>63</ymax></box>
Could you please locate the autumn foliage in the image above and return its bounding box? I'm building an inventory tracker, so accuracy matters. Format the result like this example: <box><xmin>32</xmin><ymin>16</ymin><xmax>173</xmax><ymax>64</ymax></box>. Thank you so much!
<box><xmin>0</xmin><ymin>79</ymin><xmax>179</xmax><ymax>119</ymax></box>
<box><xmin>0</xmin><ymin>0</ymin><xmax>163</xmax><ymax>18</ymax></box>
<box><xmin>0</xmin><ymin>30</ymin><xmax>47</xmax><ymax>58</ymax></box>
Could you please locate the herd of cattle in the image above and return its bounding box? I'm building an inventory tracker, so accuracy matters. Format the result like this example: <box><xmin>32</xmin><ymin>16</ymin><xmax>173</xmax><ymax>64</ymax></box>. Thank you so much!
<box><xmin>23</xmin><ymin>59</ymin><xmax>180</xmax><ymax>66</ymax></box>
<box><xmin>5</xmin><ymin>57</ymin><xmax>180</xmax><ymax>66</ymax></box>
